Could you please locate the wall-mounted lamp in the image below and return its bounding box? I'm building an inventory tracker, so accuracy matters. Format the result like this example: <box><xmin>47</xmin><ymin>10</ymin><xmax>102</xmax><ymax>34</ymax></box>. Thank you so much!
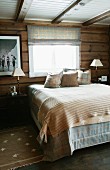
<box><xmin>90</xmin><ymin>59</ymin><xmax>103</xmax><ymax>69</ymax></box>
<box><xmin>12</xmin><ymin>67</ymin><xmax>25</xmax><ymax>95</ymax></box>
<box><xmin>90</xmin><ymin>59</ymin><xmax>103</xmax><ymax>82</ymax></box>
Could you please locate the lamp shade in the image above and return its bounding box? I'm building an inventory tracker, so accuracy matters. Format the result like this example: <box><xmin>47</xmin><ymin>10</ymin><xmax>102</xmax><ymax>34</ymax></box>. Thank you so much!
<box><xmin>90</xmin><ymin>59</ymin><xmax>103</xmax><ymax>67</ymax></box>
<box><xmin>12</xmin><ymin>68</ymin><xmax>25</xmax><ymax>77</ymax></box>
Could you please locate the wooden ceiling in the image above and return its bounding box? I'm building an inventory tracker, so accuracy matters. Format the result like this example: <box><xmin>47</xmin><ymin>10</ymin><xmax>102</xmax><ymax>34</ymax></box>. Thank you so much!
<box><xmin>0</xmin><ymin>0</ymin><xmax>110</xmax><ymax>26</ymax></box>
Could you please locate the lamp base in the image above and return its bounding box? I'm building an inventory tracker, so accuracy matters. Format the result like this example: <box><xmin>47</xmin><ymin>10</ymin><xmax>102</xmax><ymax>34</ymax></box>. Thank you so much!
<box><xmin>17</xmin><ymin>79</ymin><xmax>20</xmax><ymax>95</ymax></box>
<box><xmin>11</xmin><ymin>92</ymin><xmax>17</xmax><ymax>96</ymax></box>
<box><xmin>17</xmin><ymin>92</ymin><xmax>23</xmax><ymax>96</ymax></box>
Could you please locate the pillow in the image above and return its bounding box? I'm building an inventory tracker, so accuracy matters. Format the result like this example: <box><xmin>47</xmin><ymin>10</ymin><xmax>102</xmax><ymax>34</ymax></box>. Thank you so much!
<box><xmin>63</xmin><ymin>68</ymin><xmax>76</xmax><ymax>72</ymax></box>
<box><xmin>61</xmin><ymin>72</ymin><xmax>79</xmax><ymax>87</ymax></box>
<box><xmin>44</xmin><ymin>71</ymin><xmax>63</xmax><ymax>88</ymax></box>
<box><xmin>78</xmin><ymin>69</ymin><xmax>91</xmax><ymax>85</ymax></box>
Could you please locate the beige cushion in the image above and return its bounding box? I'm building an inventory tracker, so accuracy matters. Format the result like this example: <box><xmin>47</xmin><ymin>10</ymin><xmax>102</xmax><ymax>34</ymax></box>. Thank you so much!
<box><xmin>61</xmin><ymin>72</ymin><xmax>79</xmax><ymax>87</ymax></box>
<box><xmin>78</xmin><ymin>69</ymin><xmax>91</xmax><ymax>85</ymax></box>
<box><xmin>44</xmin><ymin>71</ymin><xmax>63</xmax><ymax>88</ymax></box>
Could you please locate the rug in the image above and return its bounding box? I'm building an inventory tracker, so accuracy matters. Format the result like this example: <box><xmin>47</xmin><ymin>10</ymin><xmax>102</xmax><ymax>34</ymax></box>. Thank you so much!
<box><xmin>0</xmin><ymin>125</ymin><xmax>43</xmax><ymax>170</ymax></box>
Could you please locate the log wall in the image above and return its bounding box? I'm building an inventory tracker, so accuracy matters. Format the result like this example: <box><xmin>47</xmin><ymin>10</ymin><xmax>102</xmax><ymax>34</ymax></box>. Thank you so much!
<box><xmin>0</xmin><ymin>22</ymin><xmax>109</xmax><ymax>95</ymax></box>
<box><xmin>81</xmin><ymin>26</ymin><xmax>110</xmax><ymax>81</ymax></box>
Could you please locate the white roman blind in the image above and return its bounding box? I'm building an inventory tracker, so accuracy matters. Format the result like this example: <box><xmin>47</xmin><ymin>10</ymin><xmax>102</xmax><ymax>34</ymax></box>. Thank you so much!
<box><xmin>27</xmin><ymin>25</ymin><xmax>80</xmax><ymax>45</ymax></box>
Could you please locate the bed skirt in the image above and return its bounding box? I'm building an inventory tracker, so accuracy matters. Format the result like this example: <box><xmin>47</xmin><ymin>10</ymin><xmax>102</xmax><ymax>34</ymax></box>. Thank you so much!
<box><xmin>31</xmin><ymin>108</ymin><xmax>110</xmax><ymax>161</ymax></box>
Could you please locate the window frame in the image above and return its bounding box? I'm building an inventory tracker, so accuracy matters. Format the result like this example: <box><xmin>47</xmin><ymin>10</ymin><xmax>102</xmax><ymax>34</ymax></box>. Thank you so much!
<box><xmin>29</xmin><ymin>44</ymin><xmax>80</xmax><ymax>77</ymax></box>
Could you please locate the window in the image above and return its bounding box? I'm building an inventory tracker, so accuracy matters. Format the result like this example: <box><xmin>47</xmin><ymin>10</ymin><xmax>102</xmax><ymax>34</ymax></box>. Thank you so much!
<box><xmin>28</xmin><ymin>25</ymin><xmax>81</xmax><ymax>77</ymax></box>
<box><xmin>29</xmin><ymin>45</ymin><xmax>80</xmax><ymax>77</ymax></box>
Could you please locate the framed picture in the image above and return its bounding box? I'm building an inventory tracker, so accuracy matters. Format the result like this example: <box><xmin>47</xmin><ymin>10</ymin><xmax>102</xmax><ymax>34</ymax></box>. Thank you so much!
<box><xmin>0</xmin><ymin>35</ymin><xmax>21</xmax><ymax>76</ymax></box>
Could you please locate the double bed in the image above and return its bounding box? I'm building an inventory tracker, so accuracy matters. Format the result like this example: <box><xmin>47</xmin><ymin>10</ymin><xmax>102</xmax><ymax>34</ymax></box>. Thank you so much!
<box><xmin>28</xmin><ymin>83</ymin><xmax>110</xmax><ymax>161</ymax></box>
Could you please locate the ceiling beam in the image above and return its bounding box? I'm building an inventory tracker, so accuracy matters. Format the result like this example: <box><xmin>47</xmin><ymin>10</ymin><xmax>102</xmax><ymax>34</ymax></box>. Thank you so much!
<box><xmin>82</xmin><ymin>10</ymin><xmax>110</xmax><ymax>26</ymax></box>
<box><xmin>15</xmin><ymin>0</ymin><xmax>33</xmax><ymax>21</ymax></box>
<box><xmin>15</xmin><ymin>0</ymin><xmax>24</xmax><ymax>21</ymax></box>
<box><xmin>51</xmin><ymin>0</ymin><xmax>82</xmax><ymax>24</ymax></box>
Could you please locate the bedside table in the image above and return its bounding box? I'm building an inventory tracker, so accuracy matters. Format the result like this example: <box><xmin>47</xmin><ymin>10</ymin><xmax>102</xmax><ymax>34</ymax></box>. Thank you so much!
<box><xmin>0</xmin><ymin>94</ymin><xmax>31</xmax><ymax>129</ymax></box>
<box><xmin>98</xmin><ymin>81</ymin><xmax>108</xmax><ymax>85</ymax></box>
<box><xmin>92</xmin><ymin>80</ymin><xmax>108</xmax><ymax>85</ymax></box>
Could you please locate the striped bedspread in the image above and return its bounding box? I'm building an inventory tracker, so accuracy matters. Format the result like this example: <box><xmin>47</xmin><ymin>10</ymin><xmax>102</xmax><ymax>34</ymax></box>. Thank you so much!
<box><xmin>29</xmin><ymin>84</ymin><xmax>110</xmax><ymax>142</ymax></box>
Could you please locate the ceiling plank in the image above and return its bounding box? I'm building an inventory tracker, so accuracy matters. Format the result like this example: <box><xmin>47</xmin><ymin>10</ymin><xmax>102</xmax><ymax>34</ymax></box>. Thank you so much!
<box><xmin>83</xmin><ymin>10</ymin><xmax>110</xmax><ymax>26</ymax></box>
<box><xmin>15</xmin><ymin>0</ymin><xmax>33</xmax><ymax>21</ymax></box>
<box><xmin>51</xmin><ymin>0</ymin><xmax>82</xmax><ymax>24</ymax></box>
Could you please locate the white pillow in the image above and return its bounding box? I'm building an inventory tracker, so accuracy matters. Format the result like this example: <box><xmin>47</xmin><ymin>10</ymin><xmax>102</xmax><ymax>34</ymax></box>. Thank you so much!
<box><xmin>78</xmin><ymin>69</ymin><xmax>91</xmax><ymax>85</ymax></box>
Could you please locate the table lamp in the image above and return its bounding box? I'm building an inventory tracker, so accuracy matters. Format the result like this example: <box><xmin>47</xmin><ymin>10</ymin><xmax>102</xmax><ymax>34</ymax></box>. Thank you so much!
<box><xmin>90</xmin><ymin>59</ymin><xmax>103</xmax><ymax>82</ymax></box>
<box><xmin>12</xmin><ymin>67</ymin><xmax>25</xmax><ymax>95</ymax></box>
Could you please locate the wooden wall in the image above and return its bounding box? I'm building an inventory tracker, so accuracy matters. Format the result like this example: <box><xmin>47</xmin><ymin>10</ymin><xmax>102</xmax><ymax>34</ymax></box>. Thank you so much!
<box><xmin>0</xmin><ymin>22</ymin><xmax>109</xmax><ymax>95</ymax></box>
<box><xmin>81</xmin><ymin>26</ymin><xmax>110</xmax><ymax>82</ymax></box>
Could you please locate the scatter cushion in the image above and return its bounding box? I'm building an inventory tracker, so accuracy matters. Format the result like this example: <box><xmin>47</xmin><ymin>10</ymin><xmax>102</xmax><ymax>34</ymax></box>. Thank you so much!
<box><xmin>78</xmin><ymin>69</ymin><xmax>91</xmax><ymax>85</ymax></box>
<box><xmin>61</xmin><ymin>72</ymin><xmax>79</xmax><ymax>87</ymax></box>
<box><xmin>44</xmin><ymin>71</ymin><xmax>63</xmax><ymax>88</ymax></box>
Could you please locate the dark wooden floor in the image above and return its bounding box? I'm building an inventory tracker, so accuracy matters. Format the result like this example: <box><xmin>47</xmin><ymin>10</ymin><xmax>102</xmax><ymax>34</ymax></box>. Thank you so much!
<box><xmin>18</xmin><ymin>142</ymin><xmax>110</xmax><ymax>170</ymax></box>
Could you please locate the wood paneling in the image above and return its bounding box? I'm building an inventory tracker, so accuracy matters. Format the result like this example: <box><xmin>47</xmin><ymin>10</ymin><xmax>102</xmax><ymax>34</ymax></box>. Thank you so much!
<box><xmin>20</xmin><ymin>31</ymin><xmax>28</xmax><ymax>41</ymax></box>
<box><xmin>81</xmin><ymin>26</ymin><xmax>109</xmax><ymax>33</ymax></box>
<box><xmin>81</xmin><ymin>33</ymin><xmax>109</xmax><ymax>43</ymax></box>
<box><xmin>81</xmin><ymin>26</ymin><xmax>110</xmax><ymax>81</ymax></box>
<box><xmin>22</xmin><ymin>41</ymin><xmax>28</xmax><ymax>52</ymax></box>
<box><xmin>22</xmin><ymin>52</ymin><xmax>29</xmax><ymax>62</ymax></box>
<box><xmin>81</xmin><ymin>43</ymin><xmax>109</xmax><ymax>52</ymax></box>
<box><xmin>0</xmin><ymin>22</ymin><xmax>109</xmax><ymax>95</ymax></box>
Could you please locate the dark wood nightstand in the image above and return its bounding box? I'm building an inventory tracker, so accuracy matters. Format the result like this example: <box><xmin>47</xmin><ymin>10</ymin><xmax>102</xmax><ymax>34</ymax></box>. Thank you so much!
<box><xmin>99</xmin><ymin>82</ymin><xmax>108</xmax><ymax>85</ymax></box>
<box><xmin>92</xmin><ymin>80</ymin><xmax>108</xmax><ymax>85</ymax></box>
<box><xmin>0</xmin><ymin>94</ymin><xmax>31</xmax><ymax>129</ymax></box>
